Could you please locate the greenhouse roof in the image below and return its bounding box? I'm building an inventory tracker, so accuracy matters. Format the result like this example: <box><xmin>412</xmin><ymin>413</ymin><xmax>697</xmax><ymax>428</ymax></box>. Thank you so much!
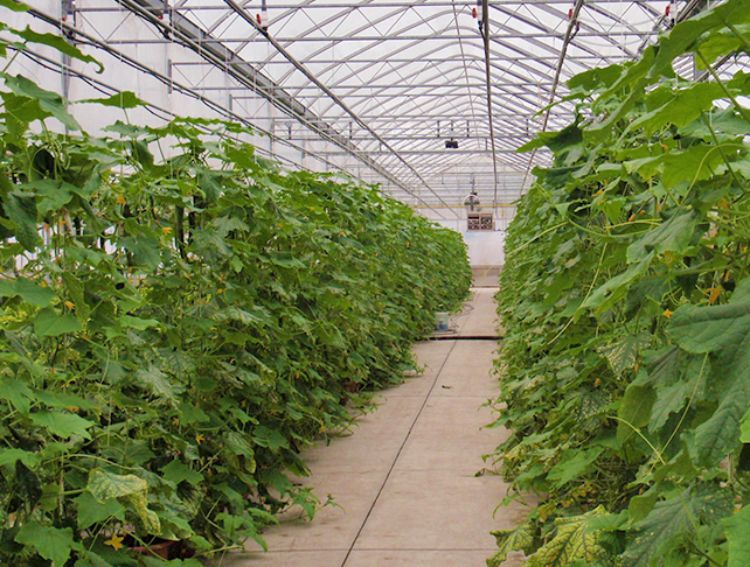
<box><xmin>13</xmin><ymin>0</ymin><xmax>695</xmax><ymax>217</ymax></box>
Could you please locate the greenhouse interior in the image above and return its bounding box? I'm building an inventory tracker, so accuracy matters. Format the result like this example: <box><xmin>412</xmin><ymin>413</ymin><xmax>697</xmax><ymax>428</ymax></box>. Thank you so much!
<box><xmin>0</xmin><ymin>0</ymin><xmax>749</xmax><ymax>565</ymax></box>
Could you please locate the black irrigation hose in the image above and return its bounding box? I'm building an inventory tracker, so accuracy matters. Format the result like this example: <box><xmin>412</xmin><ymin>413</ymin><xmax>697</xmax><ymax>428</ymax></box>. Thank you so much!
<box><xmin>429</xmin><ymin>335</ymin><xmax>502</xmax><ymax>341</ymax></box>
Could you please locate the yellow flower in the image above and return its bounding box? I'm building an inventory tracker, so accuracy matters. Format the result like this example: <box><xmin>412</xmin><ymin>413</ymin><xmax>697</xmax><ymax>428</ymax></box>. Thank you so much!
<box><xmin>707</xmin><ymin>287</ymin><xmax>721</xmax><ymax>305</ymax></box>
<box><xmin>195</xmin><ymin>433</ymin><xmax>205</xmax><ymax>444</ymax></box>
<box><xmin>63</xmin><ymin>300</ymin><xmax>75</xmax><ymax>310</ymax></box>
<box><xmin>162</xmin><ymin>226</ymin><xmax>173</xmax><ymax>235</ymax></box>
<box><xmin>663</xmin><ymin>309</ymin><xmax>673</xmax><ymax>319</ymax></box>
<box><xmin>115</xmin><ymin>195</ymin><xmax>126</xmax><ymax>205</ymax></box>
<box><xmin>104</xmin><ymin>534</ymin><xmax>125</xmax><ymax>551</ymax></box>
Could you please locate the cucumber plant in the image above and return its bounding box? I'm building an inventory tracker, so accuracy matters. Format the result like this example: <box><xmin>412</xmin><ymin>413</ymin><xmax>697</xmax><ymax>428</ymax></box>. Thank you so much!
<box><xmin>0</xmin><ymin>8</ymin><xmax>472</xmax><ymax>564</ymax></box>
<box><xmin>491</xmin><ymin>1</ymin><xmax>750</xmax><ymax>565</ymax></box>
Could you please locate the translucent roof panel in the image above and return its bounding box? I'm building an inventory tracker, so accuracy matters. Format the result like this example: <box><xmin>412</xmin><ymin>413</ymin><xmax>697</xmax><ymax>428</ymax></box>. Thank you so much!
<box><xmin>172</xmin><ymin>0</ymin><xmax>672</xmax><ymax>210</ymax></box>
<box><xmin>11</xmin><ymin>0</ymin><xmax>685</xmax><ymax>216</ymax></box>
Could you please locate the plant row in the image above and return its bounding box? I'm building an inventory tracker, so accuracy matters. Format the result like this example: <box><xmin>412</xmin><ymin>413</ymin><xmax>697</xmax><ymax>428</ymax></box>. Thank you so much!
<box><xmin>0</xmin><ymin>8</ymin><xmax>472</xmax><ymax>565</ymax></box>
<box><xmin>490</xmin><ymin>1</ymin><xmax>750</xmax><ymax>565</ymax></box>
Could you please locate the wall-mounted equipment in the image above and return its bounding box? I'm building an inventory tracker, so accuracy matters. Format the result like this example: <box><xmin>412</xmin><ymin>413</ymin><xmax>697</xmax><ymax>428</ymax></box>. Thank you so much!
<box><xmin>464</xmin><ymin>189</ymin><xmax>494</xmax><ymax>230</ymax></box>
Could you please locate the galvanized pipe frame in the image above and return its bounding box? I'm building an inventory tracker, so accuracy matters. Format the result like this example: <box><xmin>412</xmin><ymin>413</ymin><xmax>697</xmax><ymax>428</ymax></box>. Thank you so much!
<box><xmin>303</xmin><ymin>31</ymin><xmax>602</xmax><ymax>118</ymax></box>
<box><xmin>308</xmin><ymin>57</ymin><xmax>554</xmax><ymax>102</ymax></box>
<box><xmin>340</xmin><ymin>98</ymin><xmax>576</xmax><ymax>141</ymax></box>
<box><xmin>10</xmin><ymin>16</ymin><xmax>362</xmax><ymax>181</ymax></box>
<box><xmin>72</xmin><ymin>0</ymin><xmax>661</xmax><ymax>11</ymax></box>
<box><xmin>43</xmin><ymin>0</ymin><xmax>451</xmax><ymax>213</ymax></box>
<box><xmin>219</xmin><ymin>0</ymin><xmax>461</xmax><ymax>215</ymax></box>
<box><xmin>105</xmin><ymin>0</ymin><xmax>458</xmax><ymax>217</ymax></box>
<box><xmin>92</xmin><ymin>0</ymin><xmax>656</xmax><ymax>162</ymax></box>
<box><xmin>19</xmin><ymin>0</ymin><xmax>672</xmax><ymax>209</ymax></box>
<box><xmin>98</xmin><ymin>30</ymin><xmax>663</xmax><ymax>43</ymax></box>
<box><xmin>167</xmin><ymin>54</ymin><xmax>655</xmax><ymax>65</ymax></box>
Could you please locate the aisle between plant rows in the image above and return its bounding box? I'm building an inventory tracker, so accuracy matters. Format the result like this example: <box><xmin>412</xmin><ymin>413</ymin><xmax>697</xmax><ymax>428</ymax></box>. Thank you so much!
<box><xmin>219</xmin><ymin>288</ymin><xmax>533</xmax><ymax>567</ymax></box>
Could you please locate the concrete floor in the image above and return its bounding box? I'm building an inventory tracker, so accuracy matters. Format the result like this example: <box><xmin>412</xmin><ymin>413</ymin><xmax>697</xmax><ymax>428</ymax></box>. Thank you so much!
<box><xmin>219</xmin><ymin>288</ymin><xmax>527</xmax><ymax>567</ymax></box>
<box><xmin>471</xmin><ymin>266</ymin><xmax>501</xmax><ymax>288</ymax></box>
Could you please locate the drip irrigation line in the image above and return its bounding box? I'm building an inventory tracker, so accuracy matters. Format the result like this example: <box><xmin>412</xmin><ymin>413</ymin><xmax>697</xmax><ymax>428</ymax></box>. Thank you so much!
<box><xmin>429</xmin><ymin>335</ymin><xmax>502</xmax><ymax>341</ymax></box>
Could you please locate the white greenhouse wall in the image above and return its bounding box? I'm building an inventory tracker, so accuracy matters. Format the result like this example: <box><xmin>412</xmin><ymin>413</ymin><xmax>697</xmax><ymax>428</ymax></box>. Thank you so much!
<box><xmin>423</xmin><ymin>207</ymin><xmax>515</xmax><ymax>268</ymax></box>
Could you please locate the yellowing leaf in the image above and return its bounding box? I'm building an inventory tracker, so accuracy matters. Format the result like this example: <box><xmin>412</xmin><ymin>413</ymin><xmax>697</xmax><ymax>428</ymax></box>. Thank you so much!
<box><xmin>525</xmin><ymin>506</ymin><xmax>607</xmax><ymax>567</ymax></box>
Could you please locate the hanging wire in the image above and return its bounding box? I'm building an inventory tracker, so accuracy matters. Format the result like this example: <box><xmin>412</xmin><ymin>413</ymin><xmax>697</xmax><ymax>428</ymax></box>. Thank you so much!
<box><xmin>478</xmin><ymin>0</ymin><xmax>500</xmax><ymax>220</ymax></box>
<box><xmin>520</xmin><ymin>0</ymin><xmax>585</xmax><ymax>194</ymax></box>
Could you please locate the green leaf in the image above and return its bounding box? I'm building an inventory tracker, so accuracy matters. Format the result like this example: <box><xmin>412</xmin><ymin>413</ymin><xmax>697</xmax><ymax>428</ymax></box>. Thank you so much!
<box><xmin>36</xmin><ymin>390</ymin><xmax>97</xmax><ymax>411</ymax></box>
<box><xmin>30</xmin><ymin>411</ymin><xmax>94</xmax><ymax>439</ymax></box>
<box><xmin>547</xmin><ymin>447</ymin><xmax>604</xmax><ymax>487</ymax></box>
<box><xmin>0</xmin><ymin>377</ymin><xmax>35</xmax><ymax>413</ymax></box>
<box><xmin>517</xmin><ymin>123</ymin><xmax>583</xmax><ymax>154</ymax></box>
<box><xmin>161</xmin><ymin>460</ymin><xmax>203</xmax><ymax>486</ymax></box>
<box><xmin>0</xmin><ymin>277</ymin><xmax>55</xmax><ymax>306</ymax></box>
<box><xmin>121</xmin><ymin>315</ymin><xmax>160</xmax><ymax>330</ymax></box>
<box><xmin>135</xmin><ymin>365</ymin><xmax>182</xmax><ymax>400</ymax></box>
<box><xmin>34</xmin><ymin>308</ymin><xmax>82</xmax><ymax>337</ymax></box>
<box><xmin>79</xmin><ymin>91</ymin><xmax>145</xmax><ymax>108</ymax></box>
<box><xmin>617</xmin><ymin>383</ymin><xmax>655</xmax><ymax>446</ymax></box>
<box><xmin>120</xmin><ymin>234</ymin><xmax>161</xmax><ymax>269</ymax></box>
<box><xmin>669</xmin><ymin>294</ymin><xmax>750</xmax><ymax>355</ymax></box>
<box><xmin>253</xmin><ymin>426</ymin><xmax>289</xmax><ymax>452</ymax></box>
<box><xmin>15</xmin><ymin>27</ymin><xmax>103</xmax><ymax>72</ymax></box>
<box><xmin>697</xmin><ymin>23</ymin><xmax>750</xmax><ymax>69</ymax></box>
<box><xmin>662</xmin><ymin>144</ymin><xmax>732</xmax><ymax>189</ymax></box>
<box><xmin>623</xmin><ymin>485</ymin><xmax>732</xmax><ymax>567</ymax></box>
<box><xmin>0</xmin><ymin>448</ymin><xmax>40</xmax><ymax>468</ymax></box>
<box><xmin>626</xmin><ymin>212</ymin><xmax>697</xmax><ymax>263</ymax></box>
<box><xmin>74</xmin><ymin>492</ymin><xmax>125</xmax><ymax>529</ymax></box>
<box><xmin>24</xmin><ymin>179</ymin><xmax>75</xmax><ymax>216</ymax></box>
<box><xmin>648</xmin><ymin>356</ymin><xmax>703</xmax><ymax>433</ymax></box>
<box><xmin>669</xmin><ymin>290</ymin><xmax>750</xmax><ymax>464</ymax></box>
<box><xmin>740</xmin><ymin>407</ymin><xmax>750</xmax><ymax>443</ymax></box>
<box><xmin>3</xmin><ymin>191</ymin><xmax>40</xmax><ymax>249</ymax></box>
<box><xmin>581</xmin><ymin>254</ymin><xmax>653</xmax><ymax>313</ymax></box>
<box><xmin>0</xmin><ymin>0</ymin><xmax>29</xmax><ymax>11</ymax></box>
<box><xmin>15</xmin><ymin>522</ymin><xmax>79</xmax><ymax>566</ymax></box>
<box><xmin>1</xmin><ymin>73</ymin><xmax>80</xmax><ymax>130</ymax></box>
<box><xmin>631</xmin><ymin>82</ymin><xmax>726</xmax><ymax>135</ymax></box>
<box><xmin>725</xmin><ymin>505</ymin><xmax>750</xmax><ymax>567</ymax></box>
<box><xmin>567</xmin><ymin>63</ymin><xmax>623</xmax><ymax>91</ymax></box>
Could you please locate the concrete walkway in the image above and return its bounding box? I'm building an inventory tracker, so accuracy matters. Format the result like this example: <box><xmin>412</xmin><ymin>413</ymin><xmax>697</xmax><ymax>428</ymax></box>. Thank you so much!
<box><xmin>221</xmin><ymin>287</ymin><xmax>528</xmax><ymax>567</ymax></box>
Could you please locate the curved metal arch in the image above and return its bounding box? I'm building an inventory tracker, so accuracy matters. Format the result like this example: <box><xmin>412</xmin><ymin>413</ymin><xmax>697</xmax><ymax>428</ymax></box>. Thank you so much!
<box><xmin>319</xmin><ymin>43</ymin><xmax>543</xmax><ymax>94</ymax></box>
<box><xmin>264</xmin><ymin>7</ymin><xmax>569</xmax><ymax>90</ymax></box>
<box><xmin>312</xmin><ymin>48</ymin><xmax>558</xmax><ymax>118</ymax></box>
<box><xmin>310</xmin><ymin>65</ymin><xmax>539</xmax><ymax>114</ymax></box>
<box><xmin>492</xmin><ymin>2</ymin><xmax>647</xmax><ymax>60</ymax></box>
<box><xmin>269</xmin><ymin>4</ymin><xmax>455</xmax><ymax>83</ymax></box>
<box><xmin>382</xmin><ymin>151</ymin><xmax>530</xmax><ymax>180</ymax></box>
<box><xmin>337</xmin><ymin>75</ymin><xmax>546</xmax><ymax>125</ymax></box>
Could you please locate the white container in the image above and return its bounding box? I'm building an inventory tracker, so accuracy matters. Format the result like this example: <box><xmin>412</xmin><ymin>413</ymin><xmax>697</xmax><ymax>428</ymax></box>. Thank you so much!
<box><xmin>435</xmin><ymin>311</ymin><xmax>450</xmax><ymax>331</ymax></box>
